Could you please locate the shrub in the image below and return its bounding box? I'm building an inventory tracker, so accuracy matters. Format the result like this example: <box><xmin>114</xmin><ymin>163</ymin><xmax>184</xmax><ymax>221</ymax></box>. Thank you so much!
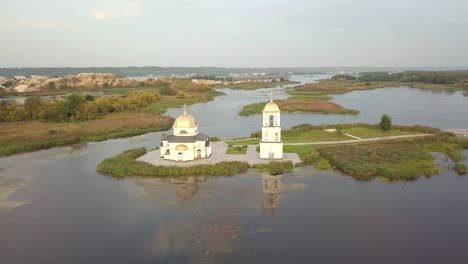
<box><xmin>315</xmin><ymin>158</ymin><xmax>331</xmax><ymax>170</ymax></box>
<box><xmin>379</xmin><ymin>114</ymin><xmax>392</xmax><ymax>131</ymax></box>
<box><xmin>455</xmin><ymin>163</ymin><xmax>467</xmax><ymax>175</ymax></box>
<box><xmin>302</xmin><ymin>151</ymin><xmax>320</xmax><ymax>165</ymax></box>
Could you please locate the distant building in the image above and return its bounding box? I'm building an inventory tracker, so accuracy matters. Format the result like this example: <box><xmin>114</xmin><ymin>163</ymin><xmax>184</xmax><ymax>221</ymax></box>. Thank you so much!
<box><xmin>259</xmin><ymin>99</ymin><xmax>283</xmax><ymax>159</ymax></box>
<box><xmin>160</xmin><ymin>105</ymin><xmax>212</xmax><ymax>161</ymax></box>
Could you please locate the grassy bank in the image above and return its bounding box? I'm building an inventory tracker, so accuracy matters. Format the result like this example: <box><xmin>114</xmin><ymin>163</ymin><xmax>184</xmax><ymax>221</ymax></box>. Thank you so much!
<box><xmin>0</xmin><ymin>112</ymin><xmax>173</xmax><ymax>156</ymax></box>
<box><xmin>97</xmin><ymin>148</ymin><xmax>250</xmax><ymax>177</ymax></box>
<box><xmin>253</xmin><ymin>161</ymin><xmax>294</xmax><ymax>175</ymax></box>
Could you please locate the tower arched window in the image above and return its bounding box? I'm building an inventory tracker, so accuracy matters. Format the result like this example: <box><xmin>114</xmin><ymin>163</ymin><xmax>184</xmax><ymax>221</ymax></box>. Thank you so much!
<box><xmin>269</xmin><ymin>115</ymin><xmax>274</xmax><ymax>127</ymax></box>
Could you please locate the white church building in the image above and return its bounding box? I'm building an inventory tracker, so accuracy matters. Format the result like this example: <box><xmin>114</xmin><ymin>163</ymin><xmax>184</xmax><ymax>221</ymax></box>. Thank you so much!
<box><xmin>160</xmin><ymin>106</ymin><xmax>212</xmax><ymax>161</ymax></box>
<box><xmin>259</xmin><ymin>99</ymin><xmax>284</xmax><ymax>159</ymax></box>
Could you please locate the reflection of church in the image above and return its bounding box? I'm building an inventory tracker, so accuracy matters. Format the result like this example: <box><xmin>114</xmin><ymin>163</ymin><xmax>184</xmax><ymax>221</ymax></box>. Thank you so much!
<box><xmin>170</xmin><ymin>176</ymin><xmax>206</xmax><ymax>200</ymax></box>
<box><xmin>160</xmin><ymin>105</ymin><xmax>212</xmax><ymax>161</ymax></box>
<box><xmin>261</xmin><ymin>174</ymin><xmax>281</xmax><ymax>212</ymax></box>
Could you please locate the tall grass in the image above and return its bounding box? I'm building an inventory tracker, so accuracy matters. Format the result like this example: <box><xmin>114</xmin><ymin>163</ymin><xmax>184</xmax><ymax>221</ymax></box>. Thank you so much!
<box><xmin>316</xmin><ymin>133</ymin><xmax>462</xmax><ymax>181</ymax></box>
<box><xmin>253</xmin><ymin>161</ymin><xmax>294</xmax><ymax>175</ymax></box>
<box><xmin>97</xmin><ymin>148</ymin><xmax>250</xmax><ymax>177</ymax></box>
<box><xmin>0</xmin><ymin>137</ymin><xmax>81</xmax><ymax>156</ymax></box>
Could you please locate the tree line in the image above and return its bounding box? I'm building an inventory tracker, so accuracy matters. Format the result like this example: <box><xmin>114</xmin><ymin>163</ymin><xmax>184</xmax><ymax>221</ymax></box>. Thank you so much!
<box><xmin>332</xmin><ymin>71</ymin><xmax>468</xmax><ymax>85</ymax></box>
<box><xmin>0</xmin><ymin>91</ymin><xmax>159</xmax><ymax>123</ymax></box>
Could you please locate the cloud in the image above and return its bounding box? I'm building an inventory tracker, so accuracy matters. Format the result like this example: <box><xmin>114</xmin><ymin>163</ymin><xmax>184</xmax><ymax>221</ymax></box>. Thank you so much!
<box><xmin>92</xmin><ymin>9</ymin><xmax>115</xmax><ymax>20</ymax></box>
<box><xmin>38</xmin><ymin>19</ymin><xmax>58</xmax><ymax>29</ymax></box>
<box><xmin>92</xmin><ymin>0</ymin><xmax>142</xmax><ymax>21</ymax></box>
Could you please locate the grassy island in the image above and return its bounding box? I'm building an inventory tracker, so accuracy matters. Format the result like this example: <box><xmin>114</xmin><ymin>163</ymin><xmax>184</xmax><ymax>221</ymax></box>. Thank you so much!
<box><xmin>97</xmin><ymin>148</ymin><xmax>250</xmax><ymax>177</ymax></box>
<box><xmin>97</xmin><ymin>148</ymin><xmax>297</xmax><ymax>177</ymax></box>
<box><xmin>240</xmin><ymin>98</ymin><xmax>359</xmax><ymax>116</ymax></box>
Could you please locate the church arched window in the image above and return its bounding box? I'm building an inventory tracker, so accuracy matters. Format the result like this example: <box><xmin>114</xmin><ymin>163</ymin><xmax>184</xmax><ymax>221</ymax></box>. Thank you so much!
<box><xmin>269</xmin><ymin>115</ymin><xmax>274</xmax><ymax>127</ymax></box>
<box><xmin>275</xmin><ymin>132</ymin><xmax>278</xmax><ymax>141</ymax></box>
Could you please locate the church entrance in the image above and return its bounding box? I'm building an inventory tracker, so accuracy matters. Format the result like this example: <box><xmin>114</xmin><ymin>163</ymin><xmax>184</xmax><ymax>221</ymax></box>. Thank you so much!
<box><xmin>196</xmin><ymin>149</ymin><xmax>201</xmax><ymax>158</ymax></box>
<box><xmin>178</xmin><ymin>152</ymin><xmax>183</xmax><ymax>161</ymax></box>
<box><xmin>269</xmin><ymin>115</ymin><xmax>274</xmax><ymax>127</ymax></box>
<box><xmin>268</xmin><ymin>151</ymin><xmax>274</xmax><ymax>159</ymax></box>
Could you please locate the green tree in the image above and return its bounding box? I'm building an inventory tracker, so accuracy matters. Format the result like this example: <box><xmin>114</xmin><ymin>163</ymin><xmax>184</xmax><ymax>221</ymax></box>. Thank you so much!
<box><xmin>84</xmin><ymin>94</ymin><xmax>94</xmax><ymax>102</ymax></box>
<box><xmin>63</xmin><ymin>94</ymin><xmax>84</xmax><ymax>121</ymax></box>
<box><xmin>379</xmin><ymin>114</ymin><xmax>392</xmax><ymax>131</ymax></box>
<box><xmin>280</xmin><ymin>77</ymin><xmax>285</xmax><ymax>82</ymax></box>
<box><xmin>336</xmin><ymin>125</ymin><xmax>344</xmax><ymax>135</ymax></box>
<box><xmin>24</xmin><ymin>96</ymin><xmax>43</xmax><ymax>119</ymax></box>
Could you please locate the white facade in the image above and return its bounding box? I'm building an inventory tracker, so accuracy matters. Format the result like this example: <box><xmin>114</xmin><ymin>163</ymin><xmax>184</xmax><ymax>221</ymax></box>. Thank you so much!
<box><xmin>259</xmin><ymin>100</ymin><xmax>284</xmax><ymax>159</ymax></box>
<box><xmin>160</xmin><ymin>107</ymin><xmax>212</xmax><ymax>162</ymax></box>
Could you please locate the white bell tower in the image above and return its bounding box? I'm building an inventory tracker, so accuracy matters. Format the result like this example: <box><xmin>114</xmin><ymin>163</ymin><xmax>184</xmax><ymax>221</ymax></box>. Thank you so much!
<box><xmin>259</xmin><ymin>97</ymin><xmax>283</xmax><ymax>159</ymax></box>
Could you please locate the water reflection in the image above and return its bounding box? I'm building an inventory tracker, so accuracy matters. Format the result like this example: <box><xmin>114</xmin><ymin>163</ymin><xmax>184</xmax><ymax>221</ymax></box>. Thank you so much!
<box><xmin>261</xmin><ymin>174</ymin><xmax>281</xmax><ymax>213</ymax></box>
<box><xmin>261</xmin><ymin>174</ymin><xmax>307</xmax><ymax>215</ymax></box>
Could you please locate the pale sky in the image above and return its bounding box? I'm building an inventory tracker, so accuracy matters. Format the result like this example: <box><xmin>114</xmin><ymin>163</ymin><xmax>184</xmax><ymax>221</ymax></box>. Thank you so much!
<box><xmin>1</xmin><ymin>0</ymin><xmax>467</xmax><ymax>68</ymax></box>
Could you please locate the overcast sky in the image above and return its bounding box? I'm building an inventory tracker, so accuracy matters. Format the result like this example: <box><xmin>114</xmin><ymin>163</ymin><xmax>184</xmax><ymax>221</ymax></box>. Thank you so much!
<box><xmin>1</xmin><ymin>0</ymin><xmax>467</xmax><ymax>67</ymax></box>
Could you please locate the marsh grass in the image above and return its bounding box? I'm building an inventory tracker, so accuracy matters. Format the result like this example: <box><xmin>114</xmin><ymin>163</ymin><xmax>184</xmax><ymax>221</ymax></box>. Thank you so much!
<box><xmin>316</xmin><ymin>133</ymin><xmax>462</xmax><ymax>181</ymax></box>
<box><xmin>0</xmin><ymin>112</ymin><xmax>173</xmax><ymax>156</ymax></box>
<box><xmin>97</xmin><ymin>148</ymin><xmax>250</xmax><ymax>177</ymax></box>
<box><xmin>254</xmin><ymin>161</ymin><xmax>294</xmax><ymax>175</ymax></box>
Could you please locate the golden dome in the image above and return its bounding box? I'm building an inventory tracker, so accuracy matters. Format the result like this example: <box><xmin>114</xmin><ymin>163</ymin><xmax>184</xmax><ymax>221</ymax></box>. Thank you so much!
<box><xmin>263</xmin><ymin>100</ymin><xmax>280</xmax><ymax>112</ymax></box>
<box><xmin>175</xmin><ymin>144</ymin><xmax>189</xmax><ymax>151</ymax></box>
<box><xmin>173</xmin><ymin>107</ymin><xmax>197</xmax><ymax>128</ymax></box>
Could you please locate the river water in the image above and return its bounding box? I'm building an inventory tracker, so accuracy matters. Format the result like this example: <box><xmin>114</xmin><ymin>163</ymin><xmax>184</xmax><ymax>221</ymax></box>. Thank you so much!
<box><xmin>1</xmin><ymin>75</ymin><xmax>468</xmax><ymax>263</ymax></box>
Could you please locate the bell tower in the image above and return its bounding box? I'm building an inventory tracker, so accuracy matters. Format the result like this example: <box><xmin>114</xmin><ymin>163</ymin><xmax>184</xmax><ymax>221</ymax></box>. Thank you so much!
<box><xmin>259</xmin><ymin>98</ymin><xmax>283</xmax><ymax>159</ymax></box>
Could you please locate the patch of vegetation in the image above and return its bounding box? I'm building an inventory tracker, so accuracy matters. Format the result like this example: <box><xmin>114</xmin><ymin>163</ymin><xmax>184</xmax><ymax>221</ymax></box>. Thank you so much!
<box><xmin>358</xmin><ymin>71</ymin><xmax>468</xmax><ymax>87</ymax></box>
<box><xmin>97</xmin><ymin>148</ymin><xmax>250</xmax><ymax>177</ymax></box>
<box><xmin>455</xmin><ymin>163</ymin><xmax>467</xmax><ymax>175</ymax></box>
<box><xmin>315</xmin><ymin>158</ymin><xmax>332</xmax><ymax>170</ymax></box>
<box><xmin>248</xmin><ymin>123</ymin><xmax>435</xmax><ymax>144</ymax></box>
<box><xmin>331</xmin><ymin>74</ymin><xmax>357</xmax><ymax>81</ymax></box>
<box><xmin>316</xmin><ymin>133</ymin><xmax>463</xmax><ymax>181</ymax></box>
<box><xmin>224</xmin><ymin>138</ymin><xmax>259</xmax><ymax>145</ymax></box>
<box><xmin>254</xmin><ymin>161</ymin><xmax>294</xmax><ymax>175</ymax></box>
<box><xmin>226</xmin><ymin>145</ymin><xmax>248</xmax><ymax>154</ymax></box>
<box><xmin>0</xmin><ymin>112</ymin><xmax>173</xmax><ymax>156</ymax></box>
<box><xmin>0</xmin><ymin>91</ymin><xmax>159</xmax><ymax>122</ymax></box>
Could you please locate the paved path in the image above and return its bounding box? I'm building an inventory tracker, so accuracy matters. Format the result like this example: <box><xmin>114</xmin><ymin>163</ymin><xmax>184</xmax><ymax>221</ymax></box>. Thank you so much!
<box><xmin>137</xmin><ymin>142</ymin><xmax>301</xmax><ymax>167</ymax></box>
<box><xmin>284</xmin><ymin>134</ymin><xmax>431</xmax><ymax>146</ymax></box>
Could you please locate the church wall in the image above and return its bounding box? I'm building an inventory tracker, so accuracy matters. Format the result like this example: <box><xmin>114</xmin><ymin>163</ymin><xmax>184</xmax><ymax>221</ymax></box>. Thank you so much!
<box><xmin>261</xmin><ymin>127</ymin><xmax>282</xmax><ymax>142</ymax></box>
<box><xmin>160</xmin><ymin>140</ymin><xmax>212</xmax><ymax>161</ymax></box>
<box><xmin>259</xmin><ymin>142</ymin><xmax>283</xmax><ymax>159</ymax></box>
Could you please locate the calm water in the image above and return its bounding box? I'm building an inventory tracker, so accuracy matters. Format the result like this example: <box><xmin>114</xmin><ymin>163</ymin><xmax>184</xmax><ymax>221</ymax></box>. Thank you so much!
<box><xmin>1</xmin><ymin>75</ymin><xmax>468</xmax><ymax>263</ymax></box>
